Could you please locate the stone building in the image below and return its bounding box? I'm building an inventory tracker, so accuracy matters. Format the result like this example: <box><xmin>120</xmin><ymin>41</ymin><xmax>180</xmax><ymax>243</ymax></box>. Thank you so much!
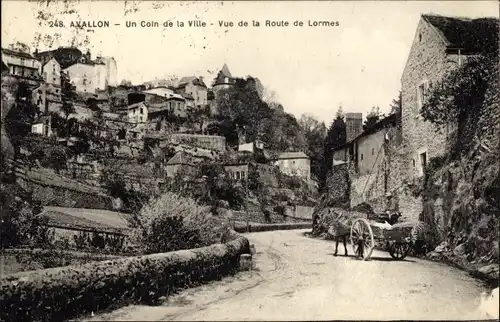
<box><xmin>348</xmin><ymin>14</ymin><xmax>499</xmax><ymax>220</ymax></box>
<box><xmin>31</xmin><ymin>115</ymin><xmax>53</xmax><ymax>137</ymax></box>
<box><xmin>166</xmin><ymin>151</ymin><xmax>197</xmax><ymax>178</ymax></box>
<box><xmin>399</xmin><ymin>14</ymin><xmax>498</xmax><ymax>182</ymax></box>
<box><xmin>176</xmin><ymin>76</ymin><xmax>208</xmax><ymax>108</ymax></box>
<box><xmin>345</xmin><ymin>113</ymin><xmax>363</xmax><ymax>143</ymax></box>
<box><xmin>37</xmin><ymin>47</ymin><xmax>117</xmax><ymax>94</ymax></box>
<box><xmin>1</xmin><ymin>46</ymin><xmax>43</xmax><ymax>88</ymax></box>
<box><xmin>272</xmin><ymin>151</ymin><xmax>311</xmax><ymax>181</ymax></box>
<box><xmin>212</xmin><ymin>63</ymin><xmax>236</xmax><ymax>92</ymax></box>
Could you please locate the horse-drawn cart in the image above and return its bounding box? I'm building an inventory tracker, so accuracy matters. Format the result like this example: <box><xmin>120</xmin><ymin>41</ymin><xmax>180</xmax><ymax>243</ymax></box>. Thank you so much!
<box><xmin>350</xmin><ymin>217</ymin><xmax>416</xmax><ymax>260</ymax></box>
<box><xmin>321</xmin><ymin>209</ymin><xmax>421</xmax><ymax>261</ymax></box>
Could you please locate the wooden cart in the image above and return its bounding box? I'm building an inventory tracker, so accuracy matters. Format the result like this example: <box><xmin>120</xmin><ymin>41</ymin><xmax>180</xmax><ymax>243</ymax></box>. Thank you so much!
<box><xmin>350</xmin><ymin>218</ymin><xmax>415</xmax><ymax>260</ymax></box>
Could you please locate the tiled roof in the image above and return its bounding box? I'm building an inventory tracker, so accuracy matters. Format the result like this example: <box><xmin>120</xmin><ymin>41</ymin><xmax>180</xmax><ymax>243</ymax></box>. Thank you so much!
<box><xmin>36</xmin><ymin>47</ymin><xmax>83</xmax><ymax>69</ymax></box>
<box><xmin>182</xmin><ymin>93</ymin><xmax>194</xmax><ymax>100</ymax></box>
<box><xmin>178</xmin><ymin>76</ymin><xmax>197</xmax><ymax>85</ymax></box>
<box><xmin>422</xmin><ymin>14</ymin><xmax>499</xmax><ymax>54</ymax></box>
<box><xmin>126</xmin><ymin>101</ymin><xmax>146</xmax><ymax>110</ymax></box>
<box><xmin>166</xmin><ymin>151</ymin><xmax>196</xmax><ymax>166</ymax></box>
<box><xmin>178</xmin><ymin>76</ymin><xmax>208</xmax><ymax>88</ymax></box>
<box><xmin>33</xmin><ymin>115</ymin><xmax>51</xmax><ymax>124</ymax></box>
<box><xmin>220</xmin><ymin>63</ymin><xmax>232</xmax><ymax>77</ymax></box>
<box><xmin>276</xmin><ymin>151</ymin><xmax>310</xmax><ymax>160</ymax></box>
<box><xmin>2</xmin><ymin>48</ymin><xmax>35</xmax><ymax>59</ymax></box>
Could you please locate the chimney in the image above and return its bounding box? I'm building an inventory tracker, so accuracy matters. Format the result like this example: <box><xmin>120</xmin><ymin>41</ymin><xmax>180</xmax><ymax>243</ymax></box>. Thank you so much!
<box><xmin>345</xmin><ymin>113</ymin><xmax>363</xmax><ymax>143</ymax></box>
<box><xmin>85</xmin><ymin>49</ymin><xmax>91</xmax><ymax>61</ymax></box>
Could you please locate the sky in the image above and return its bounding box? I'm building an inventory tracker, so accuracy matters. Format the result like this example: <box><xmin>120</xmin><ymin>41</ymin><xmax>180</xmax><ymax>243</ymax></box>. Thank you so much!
<box><xmin>2</xmin><ymin>0</ymin><xmax>498</xmax><ymax>124</ymax></box>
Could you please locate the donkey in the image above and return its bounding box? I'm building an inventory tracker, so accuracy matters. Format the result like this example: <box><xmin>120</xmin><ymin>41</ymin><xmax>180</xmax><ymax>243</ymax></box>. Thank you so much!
<box><xmin>321</xmin><ymin>209</ymin><xmax>353</xmax><ymax>257</ymax></box>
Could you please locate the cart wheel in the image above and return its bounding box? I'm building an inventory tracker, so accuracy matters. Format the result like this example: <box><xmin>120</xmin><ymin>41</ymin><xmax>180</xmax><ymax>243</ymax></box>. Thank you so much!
<box><xmin>388</xmin><ymin>241</ymin><xmax>411</xmax><ymax>260</ymax></box>
<box><xmin>350</xmin><ymin>218</ymin><xmax>375</xmax><ymax>260</ymax></box>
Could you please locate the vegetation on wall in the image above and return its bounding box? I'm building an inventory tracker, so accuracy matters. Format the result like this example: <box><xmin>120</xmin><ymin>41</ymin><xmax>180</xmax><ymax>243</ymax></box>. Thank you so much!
<box><xmin>419</xmin><ymin>54</ymin><xmax>499</xmax><ymax>263</ymax></box>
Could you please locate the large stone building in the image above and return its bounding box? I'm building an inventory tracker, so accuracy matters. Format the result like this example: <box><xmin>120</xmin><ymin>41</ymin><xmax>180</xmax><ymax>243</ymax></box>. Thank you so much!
<box><xmin>176</xmin><ymin>76</ymin><xmax>208</xmax><ymax>108</ymax></box>
<box><xmin>36</xmin><ymin>47</ymin><xmax>117</xmax><ymax>94</ymax></box>
<box><xmin>32</xmin><ymin>57</ymin><xmax>63</xmax><ymax>114</ymax></box>
<box><xmin>347</xmin><ymin>14</ymin><xmax>499</xmax><ymax>220</ymax></box>
<box><xmin>1</xmin><ymin>46</ymin><xmax>43</xmax><ymax>88</ymax></box>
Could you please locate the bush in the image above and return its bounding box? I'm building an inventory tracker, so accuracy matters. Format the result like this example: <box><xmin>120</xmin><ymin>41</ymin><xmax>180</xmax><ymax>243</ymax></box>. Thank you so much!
<box><xmin>0</xmin><ymin>183</ymin><xmax>54</xmax><ymax>249</ymax></box>
<box><xmin>0</xmin><ymin>235</ymin><xmax>250</xmax><ymax>322</ymax></box>
<box><xmin>132</xmin><ymin>192</ymin><xmax>232</xmax><ymax>254</ymax></box>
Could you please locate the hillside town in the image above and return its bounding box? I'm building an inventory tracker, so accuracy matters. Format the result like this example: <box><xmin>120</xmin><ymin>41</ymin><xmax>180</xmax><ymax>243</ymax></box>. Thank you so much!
<box><xmin>1</xmin><ymin>8</ymin><xmax>499</xmax><ymax>322</ymax></box>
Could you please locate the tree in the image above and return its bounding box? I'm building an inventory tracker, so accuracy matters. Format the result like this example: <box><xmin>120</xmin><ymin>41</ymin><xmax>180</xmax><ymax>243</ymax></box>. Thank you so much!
<box><xmin>299</xmin><ymin>114</ymin><xmax>327</xmax><ymax>180</ymax></box>
<box><xmin>389</xmin><ymin>91</ymin><xmax>402</xmax><ymax>115</ymax></box>
<box><xmin>60</xmin><ymin>72</ymin><xmax>76</xmax><ymax>122</ymax></box>
<box><xmin>363</xmin><ymin>106</ymin><xmax>380</xmax><ymax>131</ymax></box>
<box><xmin>120</xmin><ymin>79</ymin><xmax>133</xmax><ymax>87</ymax></box>
<box><xmin>321</xmin><ymin>106</ymin><xmax>347</xmax><ymax>190</ymax></box>
<box><xmin>3</xmin><ymin>81</ymin><xmax>37</xmax><ymax>153</ymax></box>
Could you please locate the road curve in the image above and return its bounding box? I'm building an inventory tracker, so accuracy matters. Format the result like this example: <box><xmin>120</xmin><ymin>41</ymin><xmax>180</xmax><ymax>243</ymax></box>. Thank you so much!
<box><xmin>84</xmin><ymin>229</ymin><xmax>493</xmax><ymax>321</ymax></box>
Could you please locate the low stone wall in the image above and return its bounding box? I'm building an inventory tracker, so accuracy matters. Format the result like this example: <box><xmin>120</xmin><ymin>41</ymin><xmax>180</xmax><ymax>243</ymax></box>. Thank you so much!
<box><xmin>14</xmin><ymin>165</ymin><xmax>113</xmax><ymax>209</ymax></box>
<box><xmin>285</xmin><ymin>205</ymin><xmax>314</xmax><ymax>221</ymax></box>
<box><xmin>229</xmin><ymin>209</ymin><xmax>306</xmax><ymax>224</ymax></box>
<box><xmin>0</xmin><ymin>234</ymin><xmax>250</xmax><ymax>322</ymax></box>
<box><xmin>169</xmin><ymin>134</ymin><xmax>226</xmax><ymax>151</ymax></box>
<box><xmin>234</xmin><ymin>222</ymin><xmax>312</xmax><ymax>233</ymax></box>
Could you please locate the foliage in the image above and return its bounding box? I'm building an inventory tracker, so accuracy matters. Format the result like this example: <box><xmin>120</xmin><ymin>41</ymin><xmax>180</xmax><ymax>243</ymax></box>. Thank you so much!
<box><xmin>3</xmin><ymin>81</ymin><xmax>37</xmax><ymax>151</ymax></box>
<box><xmin>100</xmin><ymin>167</ymin><xmax>150</xmax><ymax>214</ymax></box>
<box><xmin>322</xmin><ymin>106</ymin><xmax>347</xmax><ymax>189</ymax></box>
<box><xmin>0</xmin><ymin>183</ymin><xmax>54</xmax><ymax>249</ymax></box>
<box><xmin>389</xmin><ymin>91</ymin><xmax>402</xmax><ymax>115</ymax></box>
<box><xmin>298</xmin><ymin>114</ymin><xmax>327</xmax><ymax>182</ymax></box>
<box><xmin>21</xmin><ymin>134</ymin><xmax>70</xmax><ymax>173</ymax></box>
<box><xmin>132</xmin><ymin>192</ymin><xmax>231</xmax><ymax>254</ymax></box>
<box><xmin>214</xmin><ymin>77</ymin><xmax>307</xmax><ymax>151</ymax></box>
<box><xmin>120</xmin><ymin>79</ymin><xmax>133</xmax><ymax>86</ymax></box>
<box><xmin>363</xmin><ymin>106</ymin><xmax>381</xmax><ymax>131</ymax></box>
<box><xmin>72</xmin><ymin>231</ymin><xmax>126</xmax><ymax>253</ymax></box>
<box><xmin>60</xmin><ymin>71</ymin><xmax>76</xmax><ymax>119</ymax></box>
<box><xmin>6</xmin><ymin>248</ymin><xmax>121</xmax><ymax>274</ymax></box>
<box><xmin>0</xmin><ymin>235</ymin><xmax>250</xmax><ymax>322</ymax></box>
<box><xmin>419</xmin><ymin>54</ymin><xmax>500</xmax><ymax>263</ymax></box>
<box><xmin>420</xmin><ymin>55</ymin><xmax>497</xmax><ymax>159</ymax></box>
<box><xmin>196</xmin><ymin>162</ymin><xmax>245</xmax><ymax>210</ymax></box>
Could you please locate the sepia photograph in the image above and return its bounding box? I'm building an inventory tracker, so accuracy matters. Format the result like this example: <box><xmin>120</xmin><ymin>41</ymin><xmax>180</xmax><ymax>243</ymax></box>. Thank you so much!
<box><xmin>0</xmin><ymin>0</ymin><xmax>499</xmax><ymax>321</ymax></box>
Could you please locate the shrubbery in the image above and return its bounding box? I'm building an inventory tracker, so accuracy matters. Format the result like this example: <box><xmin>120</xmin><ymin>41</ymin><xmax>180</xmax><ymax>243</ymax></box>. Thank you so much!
<box><xmin>0</xmin><ymin>183</ymin><xmax>53</xmax><ymax>249</ymax></box>
<box><xmin>0</xmin><ymin>235</ymin><xmax>250</xmax><ymax>322</ymax></box>
<box><xmin>131</xmin><ymin>192</ymin><xmax>232</xmax><ymax>254</ymax></box>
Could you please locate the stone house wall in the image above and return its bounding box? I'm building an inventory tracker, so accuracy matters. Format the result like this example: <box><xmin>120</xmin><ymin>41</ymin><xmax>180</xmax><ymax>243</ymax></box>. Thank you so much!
<box><xmin>400</xmin><ymin>17</ymin><xmax>460</xmax><ymax>180</ymax></box>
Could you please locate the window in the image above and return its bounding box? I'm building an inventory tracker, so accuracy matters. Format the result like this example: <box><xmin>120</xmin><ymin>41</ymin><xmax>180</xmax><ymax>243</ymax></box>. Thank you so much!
<box><xmin>361</xmin><ymin>154</ymin><xmax>364</xmax><ymax>161</ymax></box>
<box><xmin>371</xmin><ymin>148</ymin><xmax>374</xmax><ymax>155</ymax></box>
<box><xmin>53</xmin><ymin>78</ymin><xmax>56</xmax><ymax>82</ymax></box>
<box><xmin>417</xmin><ymin>80</ymin><xmax>430</xmax><ymax>109</ymax></box>
<box><xmin>20</xmin><ymin>58</ymin><xmax>25</xmax><ymax>65</ymax></box>
<box><xmin>419</xmin><ymin>33</ymin><xmax>422</xmax><ymax>42</ymax></box>
<box><xmin>236</xmin><ymin>172</ymin><xmax>240</xmax><ymax>180</ymax></box>
<box><xmin>412</xmin><ymin>159</ymin><xmax>415</xmax><ymax>167</ymax></box>
<box><xmin>140</xmin><ymin>108</ymin><xmax>144</xmax><ymax>114</ymax></box>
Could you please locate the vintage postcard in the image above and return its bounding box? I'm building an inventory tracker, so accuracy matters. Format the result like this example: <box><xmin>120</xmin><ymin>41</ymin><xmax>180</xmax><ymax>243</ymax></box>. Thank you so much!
<box><xmin>1</xmin><ymin>0</ymin><xmax>499</xmax><ymax>321</ymax></box>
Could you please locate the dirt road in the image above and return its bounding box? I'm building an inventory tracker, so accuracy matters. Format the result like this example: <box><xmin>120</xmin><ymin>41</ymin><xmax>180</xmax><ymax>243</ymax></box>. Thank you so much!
<box><xmin>85</xmin><ymin>229</ymin><xmax>494</xmax><ymax>321</ymax></box>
